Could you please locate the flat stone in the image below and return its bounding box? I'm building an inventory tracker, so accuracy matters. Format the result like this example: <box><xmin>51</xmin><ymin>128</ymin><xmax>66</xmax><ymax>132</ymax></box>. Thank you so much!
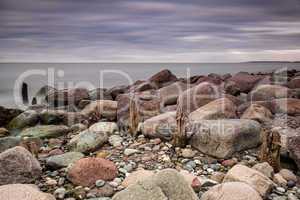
<box><xmin>46</xmin><ymin>152</ymin><xmax>84</xmax><ymax>169</ymax></box>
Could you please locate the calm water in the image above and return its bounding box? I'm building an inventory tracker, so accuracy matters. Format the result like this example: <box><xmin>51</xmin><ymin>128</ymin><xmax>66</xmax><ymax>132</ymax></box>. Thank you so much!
<box><xmin>0</xmin><ymin>63</ymin><xmax>299</xmax><ymax>108</ymax></box>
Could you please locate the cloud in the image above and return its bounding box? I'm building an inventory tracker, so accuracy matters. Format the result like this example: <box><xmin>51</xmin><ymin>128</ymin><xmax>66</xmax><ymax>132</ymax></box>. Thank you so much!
<box><xmin>0</xmin><ymin>0</ymin><xmax>300</xmax><ymax>62</ymax></box>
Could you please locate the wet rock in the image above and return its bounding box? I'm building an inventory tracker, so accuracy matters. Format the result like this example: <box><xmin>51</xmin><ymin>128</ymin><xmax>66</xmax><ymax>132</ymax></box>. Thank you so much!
<box><xmin>46</xmin><ymin>152</ymin><xmax>84</xmax><ymax>169</ymax></box>
<box><xmin>46</xmin><ymin>88</ymin><xmax>90</xmax><ymax>106</ymax></box>
<box><xmin>241</xmin><ymin>103</ymin><xmax>273</xmax><ymax>123</ymax></box>
<box><xmin>122</xmin><ymin>169</ymin><xmax>155</xmax><ymax>188</ymax></box>
<box><xmin>68</xmin><ymin>129</ymin><xmax>108</xmax><ymax>153</ymax></box>
<box><xmin>0</xmin><ymin>146</ymin><xmax>42</xmax><ymax>185</ymax></box>
<box><xmin>67</xmin><ymin>157</ymin><xmax>118</xmax><ymax>187</ymax></box>
<box><xmin>188</xmin><ymin>119</ymin><xmax>261</xmax><ymax>158</ymax></box>
<box><xmin>81</xmin><ymin>100</ymin><xmax>117</xmax><ymax>122</ymax></box>
<box><xmin>89</xmin><ymin>88</ymin><xmax>113</xmax><ymax>101</ymax></box>
<box><xmin>20</xmin><ymin>125</ymin><xmax>69</xmax><ymax>139</ymax></box>
<box><xmin>252</xmin><ymin>162</ymin><xmax>274</xmax><ymax>179</ymax></box>
<box><xmin>223</xmin><ymin>164</ymin><xmax>274</xmax><ymax>197</ymax></box>
<box><xmin>188</xmin><ymin>98</ymin><xmax>237</xmax><ymax>121</ymax></box>
<box><xmin>0</xmin><ymin>136</ymin><xmax>21</xmax><ymax>153</ymax></box>
<box><xmin>158</xmin><ymin>81</ymin><xmax>191</xmax><ymax>106</ymax></box>
<box><xmin>141</xmin><ymin>111</ymin><xmax>176</xmax><ymax>141</ymax></box>
<box><xmin>0</xmin><ymin>184</ymin><xmax>55</xmax><ymax>200</ymax></box>
<box><xmin>149</xmin><ymin>69</ymin><xmax>178</xmax><ymax>88</ymax></box>
<box><xmin>8</xmin><ymin>110</ymin><xmax>39</xmax><ymax>134</ymax></box>
<box><xmin>201</xmin><ymin>182</ymin><xmax>262</xmax><ymax>200</ymax></box>
<box><xmin>0</xmin><ymin>106</ymin><xmax>22</xmax><ymax>127</ymax></box>
<box><xmin>113</xmin><ymin>169</ymin><xmax>198</xmax><ymax>200</ymax></box>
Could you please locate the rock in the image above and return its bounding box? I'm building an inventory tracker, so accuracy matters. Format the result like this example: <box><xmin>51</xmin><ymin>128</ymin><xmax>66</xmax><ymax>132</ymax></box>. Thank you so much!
<box><xmin>81</xmin><ymin>100</ymin><xmax>117</xmax><ymax>122</ymax></box>
<box><xmin>54</xmin><ymin>187</ymin><xmax>66</xmax><ymax>199</ymax></box>
<box><xmin>113</xmin><ymin>169</ymin><xmax>198</xmax><ymax>200</ymax></box>
<box><xmin>122</xmin><ymin>169</ymin><xmax>155</xmax><ymax>187</ymax></box>
<box><xmin>46</xmin><ymin>88</ymin><xmax>90</xmax><ymax>106</ymax></box>
<box><xmin>88</xmin><ymin>184</ymin><xmax>115</xmax><ymax>197</ymax></box>
<box><xmin>46</xmin><ymin>152</ymin><xmax>84</xmax><ymax>169</ymax></box>
<box><xmin>8</xmin><ymin>110</ymin><xmax>39</xmax><ymax>134</ymax></box>
<box><xmin>107</xmin><ymin>85</ymin><xmax>128</xmax><ymax>100</ymax></box>
<box><xmin>108</xmin><ymin>135</ymin><xmax>123</xmax><ymax>147</ymax></box>
<box><xmin>0</xmin><ymin>146</ymin><xmax>42</xmax><ymax>185</ymax></box>
<box><xmin>40</xmin><ymin>109</ymin><xmax>85</xmax><ymax>126</ymax></box>
<box><xmin>158</xmin><ymin>81</ymin><xmax>190</xmax><ymax>106</ymax></box>
<box><xmin>0</xmin><ymin>106</ymin><xmax>22</xmax><ymax>127</ymax></box>
<box><xmin>0</xmin><ymin>184</ymin><xmax>55</xmax><ymax>200</ymax></box>
<box><xmin>210</xmin><ymin>172</ymin><xmax>225</xmax><ymax>183</ymax></box>
<box><xmin>89</xmin><ymin>88</ymin><xmax>113</xmax><ymax>101</ymax></box>
<box><xmin>68</xmin><ymin>129</ymin><xmax>108</xmax><ymax>153</ymax></box>
<box><xmin>287</xmin><ymin>135</ymin><xmax>300</xmax><ymax>169</ymax></box>
<box><xmin>0</xmin><ymin>136</ymin><xmax>21</xmax><ymax>153</ymax></box>
<box><xmin>279</xmin><ymin>169</ymin><xmax>298</xmax><ymax>182</ymax></box>
<box><xmin>288</xmin><ymin>76</ymin><xmax>300</xmax><ymax>89</ymax></box>
<box><xmin>273</xmin><ymin>173</ymin><xmax>288</xmax><ymax>187</ymax></box>
<box><xmin>117</xmin><ymin>91</ymin><xmax>161</xmax><ymax>133</ymax></box>
<box><xmin>124</xmin><ymin>149</ymin><xmax>139</xmax><ymax>156</ymax></box>
<box><xmin>188</xmin><ymin>119</ymin><xmax>261</xmax><ymax>158</ymax></box>
<box><xmin>131</xmin><ymin>81</ymin><xmax>158</xmax><ymax>93</ymax></box>
<box><xmin>67</xmin><ymin>157</ymin><xmax>118</xmax><ymax>187</ymax></box>
<box><xmin>89</xmin><ymin>122</ymin><xmax>118</xmax><ymax>135</ymax></box>
<box><xmin>252</xmin><ymin>162</ymin><xmax>274</xmax><ymax>179</ymax></box>
<box><xmin>194</xmin><ymin>75</ymin><xmax>222</xmax><ymax>85</ymax></box>
<box><xmin>181</xmin><ymin>148</ymin><xmax>196</xmax><ymax>158</ymax></box>
<box><xmin>188</xmin><ymin>98</ymin><xmax>237</xmax><ymax>121</ymax></box>
<box><xmin>177</xmin><ymin>82</ymin><xmax>224</xmax><ymax>115</ymax></box>
<box><xmin>179</xmin><ymin>170</ymin><xmax>201</xmax><ymax>190</ymax></box>
<box><xmin>223</xmin><ymin>164</ymin><xmax>274</xmax><ymax>197</ymax></box>
<box><xmin>248</xmin><ymin>84</ymin><xmax>291</xmax><ymax>101</ymax></box>
<box><xmin>20</xmin><ymin>125</ymin><xmax>69</xmax><ymax>139</ymax></box>
<box><xmin>273</xmin><ymin>98</ymin><xmax>300</xmax><ymax>116</ymax></box>
<box><xmin>149</xmin><ymin>69</ymin><xmax>178</xmax><ymax>88</ymax></box>
<box><xmin>226</xmin><ymin>72</ymin><xmax>263</xmax><ymax>93</ymax></box>
<box><xmin>32</xmin><ymin>85</ymin><xmax>56</xmax><ymax>105</ymax></box>
<box><xmin>0</xmin><ymin>128</ymin><xmax>9</xmax><ymax>137</ymax></box>
<box><xmin>201</xmin><ymin>182</ymin><xmax>262</xmax><ymax>200</ymax></box>
<box><xmin>241</xmin><ymin>104</ymin><xmax>273</xmax><ymax>123</ymax></box>
<box><xmin>141</xmin><ymin>111</ymin><xmax>176</xmax><ymax>141</ymax></box>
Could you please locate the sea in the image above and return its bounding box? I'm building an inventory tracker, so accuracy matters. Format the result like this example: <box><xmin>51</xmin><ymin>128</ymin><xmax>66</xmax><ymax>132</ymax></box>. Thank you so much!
<box><xmin>0</xmin><ymin>62</ymin><xmax>299</xmax><ymax>108</ymax></box>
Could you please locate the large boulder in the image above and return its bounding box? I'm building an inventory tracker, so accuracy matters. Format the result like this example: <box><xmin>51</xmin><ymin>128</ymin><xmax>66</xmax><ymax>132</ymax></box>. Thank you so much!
<box><xmin>46</xmin><ymin>152</ymin><xmax>84</xmax><ymax>169</ymax></box>
<box><xmin>141</xmin><ymin>111</ymin><xmax>176</xmax><ymax>141</ymax></box>
<box><xmin>177</xmin><ymin>82</ymin><xmax>224</xmax><ymax>115</ymax></box>
<box><xmin>112</xmin><ymin>169</ymin><xmax>198</xmax><ymax>200</ymax></box>
<box><xmin>149</xmin><ymin>69</ymin><xmax>178</xmax><ymax>88</ymax></box>
<box><xmin>20</xmin><ymin>125</ymin><xmax>69</xmax><ymax>139</ymax></box>
<box><xmin>0</xmin><ymin>106</ymin><xmax>22</xmax><ymax>127</ymax></box>
<box><xmin>272</xmin><ymin>98</ymin><xmax>300</xmax><ymax>116</ymax></box>
<box><xmin>68</xmin><ymin>129</ymin><xmax>108</xmax><ymax>153</ymax></box>
<box><xmin>88</xmin><ymin>122</ymin><xmax>119</xmax><ymax>135</ymax></box>
<box><xmin>159</xmin><ymin>81</ymin><xmax>191</xmax><ymax>106</ymax></box>
<box><xmin>67</xmin><ymin>157</ymin><xmax>118</xmax><ymax>187</ymax></box>
<box><xmin>288</xmin><ymin>76</ymin><xmax>300</xmax><ymax>89</ymax></box>
<box><xmin>117</xmin><ymin>91</ymin><xmax>161</xmax><ymax>133</ymax></box>
<box><xmin>201</xmin><ymin>182</ymin><xmax>262</xmax><ymax>200</ymax></box>
<box><xmin>8</xmin><ymin>110</ymin><xmax>39</xmax><ymax>134</ymax></box>
<box><xmin>241</xmin><ymin>104</ymin><xmax>273</xmax><ymax>123</ymax></box>
<box><xmin>223</xmin><ymin>164</ymin><xmax>274</xmax><ymax>198</ymax></box>
<box><xmin>130</xmin><ymin>81</ymin><xmax>158</xmax><ymax>93</ymax></box>
<box><xmin>81</xmin><ymin>100</ymin><xmax>117</xmax><ymax>122</ymax></box>
<box><xmin>0</xmin><ymin>146</ymin><xmax>42</xmax><ymax>185</ymax></box>
<box><xmin>0</xmin><ymin>184</ymin><xmax>55</xmax><ymax>200</ymax></box>
<box><xmin>88</xmin><ymin>88</ymin><xmax>113</xmax><ymax>101</ymax></box>
<box><xmin>226</xmin><ymin>72</ymin><xmax>263</xmax><ymax>93</ymax></box>
<box><xmin>107</xmin><ymin>85</ymin><xmax>129</xmax><ymax>100</ymax></box>
<box><xmin>188</xmin><ymin>98</ymin><xmax>237</xmax><ymax>121</ymax></box>
<box><xmin>46</xmin><ymin>88</ymin><xmax>90</xmax><ymax>106</ymax></box>
<box><xmin>248</xmin><ymin>84</ymin><xmax>290</xmax><ymax>101</ymax></box>
<box><xmin>188</xmin><ymin>119</ymin><xmax>261</xmax><ymax>158</ymax></box>
<box><xmin>40</xmin><ymin>109</ymin><xmax>85</xmax><ymax>126</ymax></box>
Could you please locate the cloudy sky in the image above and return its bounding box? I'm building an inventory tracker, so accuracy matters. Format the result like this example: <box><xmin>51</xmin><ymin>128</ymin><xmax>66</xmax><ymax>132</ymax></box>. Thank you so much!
<box><xmin>1</xmin><ymin>0</ymin><xmax>300</xmax><ymax>62</ymax></box>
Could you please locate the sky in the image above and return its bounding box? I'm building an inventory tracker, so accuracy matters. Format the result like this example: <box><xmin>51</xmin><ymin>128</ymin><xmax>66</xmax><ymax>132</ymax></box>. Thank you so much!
<box><xmin>0</xmin><ymin>0</ymin><xmax>300</xmax><ymax>62</ymax></box>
